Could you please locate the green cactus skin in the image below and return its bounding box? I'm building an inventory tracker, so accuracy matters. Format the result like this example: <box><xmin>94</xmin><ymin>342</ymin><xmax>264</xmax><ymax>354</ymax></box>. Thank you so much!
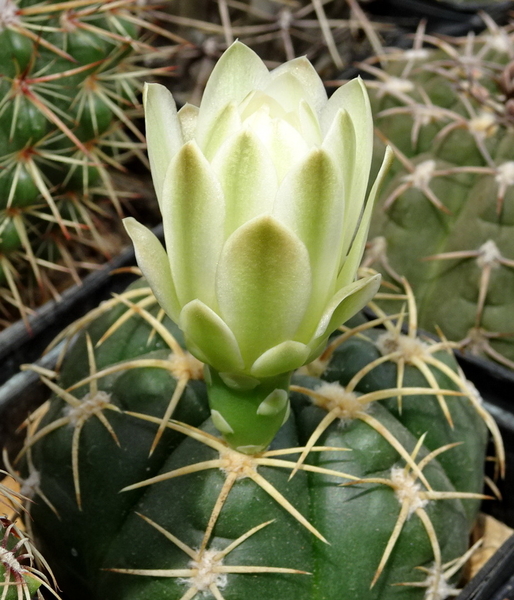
<box><xmin>364</xmin><ymin>18</ymin><xmax>514</xmax><ymax>370</ymax></box>
<box><xmin>17</xmin><ymin>279</ymin><xmax>492</xmax><ymax>600</ymax></box>
<box><xmin>0</xmin><ymin>0</ymin><xmax>159</xmax><ymax>321</ymax></box>
<box><xmin>316</xmin><ymin>318</ymin><xmax>489</xmax><ymax>524</ymax></box>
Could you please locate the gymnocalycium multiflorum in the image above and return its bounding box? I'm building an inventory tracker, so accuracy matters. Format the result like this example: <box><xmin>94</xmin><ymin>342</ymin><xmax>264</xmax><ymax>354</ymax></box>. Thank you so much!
<box><xmin>124</xmin><ymin>41</ymin><xmax>393</xmax><ymax>453</ymax></box>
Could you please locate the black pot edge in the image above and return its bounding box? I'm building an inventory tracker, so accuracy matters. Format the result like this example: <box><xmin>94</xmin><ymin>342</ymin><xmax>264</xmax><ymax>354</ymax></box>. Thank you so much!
<box><xmin>457</xmin><ymin>533</ymin><xmax>514</xmax><ymax>599</ymax></box>
<box><xmin>0</xmin><ymin>345</ymin><xmax>64</xmax><ymax>472</ymax></box>
<box><xmin>365</xmin><ymin>0</ymin><xmax>514</xmax><ymax>36</ymax></box>
<box><xmin>0</xmin><ymin>224</ymin><xmax>163</xmax><ymax>387</ymax></box>
<box><xmin>456</xmin><ymin>350</ymin><xmax>514</xmax><ymax>410</ymax></box>
<box><xmin>383</xmin><ymin>0</ymin><xmax>514</xmax><ymax>17</ymax></box>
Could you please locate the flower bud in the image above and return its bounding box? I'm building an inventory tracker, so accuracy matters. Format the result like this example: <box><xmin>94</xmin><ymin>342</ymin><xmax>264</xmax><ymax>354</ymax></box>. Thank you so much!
<box><xmin>124</xmin><ymin>42</ymin><xmax>392</xmax><ymax>452</ymax></box>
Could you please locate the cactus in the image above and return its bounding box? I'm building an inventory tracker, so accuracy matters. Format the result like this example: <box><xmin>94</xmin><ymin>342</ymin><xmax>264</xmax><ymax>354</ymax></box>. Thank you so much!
<box><xmin>0</xmin><ymin>0</ymin><xmax>169</xmax><ymax>323</ymax></box>
<box><xmin>362</xmin><ymin>15</ymin><xmax>514</xmax><ymax>370</ymax></box>
<box><xmin>8</xmin><ymin>277</ymin><xmax>500</xmax><ymax>600</ymax></box>
<box><xmin>0</xmin><ymin>473</ymin><xmax>59</xmax><ymax>598</ymax></box>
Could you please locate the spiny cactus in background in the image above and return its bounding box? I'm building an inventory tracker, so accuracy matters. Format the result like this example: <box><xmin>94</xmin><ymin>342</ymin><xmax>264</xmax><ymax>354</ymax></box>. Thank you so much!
<box><xmin>362</xmin><ymin>15</ymin><xmax>514</xmax><ymax>370</ymax></box>
<box><xmin>0</xmin><ymin>0</ymin><xmax>172</xmax><ymax>325</ymax></box>
<box><xmin>157</xmin><ymin>0</ymin><xmax>387</xmax><ymax>106</ymax></box>
<box><xmin>0</xmin><ymin>473</ymin><xmax>60</xmax><ymax>598</ymax></box>
<box><xmin>5</xmin><ymin>276</ymin><xmax>500</xmax><ymax>600</ymax></box>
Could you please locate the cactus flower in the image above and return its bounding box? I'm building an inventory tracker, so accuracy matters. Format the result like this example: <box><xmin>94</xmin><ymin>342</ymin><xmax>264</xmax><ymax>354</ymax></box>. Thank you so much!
<box><xmin>124</xmin><ymin>42</ymin><xmax>392</xmax><ymax>453</ymax></box>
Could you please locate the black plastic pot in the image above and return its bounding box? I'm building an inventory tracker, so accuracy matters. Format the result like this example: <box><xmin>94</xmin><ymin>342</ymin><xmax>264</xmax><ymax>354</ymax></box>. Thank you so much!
<box><xmin>0</xmin><ymin>224</ymin><xmax>163</xmax><ymax>388</ymax></box>
<box><xmin>0</xmin><ymin>343</ymin><xmax>63</xmax><ymax>473</ymax></box>
<box><xmin>458</xmin><ymin>533</ymin><xmax>514</xmax><ymax>599</ymax></box>
<box><xmin>365</xmin><ymin>0</ymin><xmax>514</xmax><ymax>35</ymax></box>
<box><xmin>0</xmin><ymin>250</ymin><xmax>139</xmax><ymax>470</ymax></box>
<box><xmin>457</xmin><ymin>352</ymin><xmax>514</xmax><ymax>530</ymax></box>
<box><xmin>0</xmin><ymin>248</ymin><xmax>137</xmax><ymax>387</ymax></box>
<box><xmin>0</xmin><ymin>225</ymin><xmax>166</xmax><ymax>472</ymax></box>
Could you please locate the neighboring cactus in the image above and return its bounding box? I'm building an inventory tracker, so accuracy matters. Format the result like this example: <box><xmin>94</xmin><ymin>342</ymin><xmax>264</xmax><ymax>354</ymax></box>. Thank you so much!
<box><xmin>0</xmin><ymin>473</ymin><xmax>59</xmax><ymax>598</ymax></box>
<box><xmin>362</xmin><ymin>16</ymin><xmax>514</xmax><ymax>370</ymax></box>
<box><xmin>9</xmin><ymin>277</ymin><xmax>499</xmax><ymax>600</ymax></box>
<box><xmin>0</xmin><ymin>0</ymin><xmax>169</xmax><ymax>323</ymax></box>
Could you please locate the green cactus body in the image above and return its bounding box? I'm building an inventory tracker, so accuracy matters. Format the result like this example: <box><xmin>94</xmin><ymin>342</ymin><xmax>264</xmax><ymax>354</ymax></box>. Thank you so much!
<box><xmin>0</xmin><ymin>0</ymin><xmax>159</xmax><ymax>320</ymax></box>
<box><xmin>14</xmin><ymin>279</ymin><xmax>494</xmax><ymax>600</ymax></box>
<box><xmin>364</xmin><ymin>20</ymin><xmax>514</xmax><ymax>369</ymax></box>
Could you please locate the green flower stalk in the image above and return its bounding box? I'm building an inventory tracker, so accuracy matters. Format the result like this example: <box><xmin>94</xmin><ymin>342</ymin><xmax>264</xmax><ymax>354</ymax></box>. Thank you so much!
<box><xmin>124</xmin><ymin>42</ymin><xmax>392</xmax><ymax>453</ymax></box>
